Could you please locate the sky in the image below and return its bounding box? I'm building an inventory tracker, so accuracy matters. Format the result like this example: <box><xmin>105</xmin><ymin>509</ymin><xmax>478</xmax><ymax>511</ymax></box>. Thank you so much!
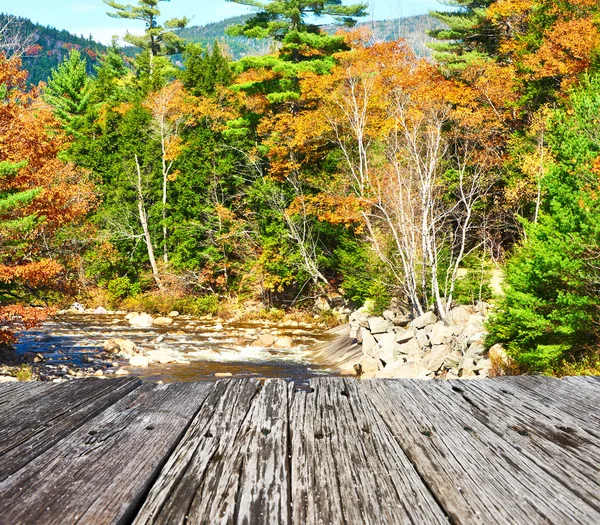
<box><xmin>2</xmin><ymin>1</ymin><xmax>447</xmax><ymax>45</ymax></box>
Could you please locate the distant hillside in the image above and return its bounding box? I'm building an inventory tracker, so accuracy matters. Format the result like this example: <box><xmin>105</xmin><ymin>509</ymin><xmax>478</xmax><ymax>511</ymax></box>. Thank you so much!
<box><xmin>177</xmin><ymin>14</ymin><xmax>445</xmax><ymax>60</ymax></box>
<box><xmin>0</xmin><ymin>14</ymin><xmax>106</xmax><ymax>85</ymax></box>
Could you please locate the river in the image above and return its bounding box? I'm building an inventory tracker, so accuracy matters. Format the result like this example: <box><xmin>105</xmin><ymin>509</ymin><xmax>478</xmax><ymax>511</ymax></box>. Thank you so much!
<box><xmin>14</xmin><ymin>313</ymin><xmax>338</xmax><ymax>382</ymax></box>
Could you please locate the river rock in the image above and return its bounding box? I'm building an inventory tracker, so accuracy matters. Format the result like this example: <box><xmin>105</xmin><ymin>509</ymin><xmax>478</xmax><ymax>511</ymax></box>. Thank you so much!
<box><xmin>93</xmin><ymin>369</ymin><xmax>104</xmax><ymax>377</ymax></box>
<box><xmin>94</xmin><ymin>306</ymin><xmax>108</xmax><ymax>315</ymax></box>
<box><xmin>124</xmin><ymin>312</ymin><xmax>139</xmax><ymax>320</ymax></box>
<box><xmin>379</xmin><ymin>341</ymin><xmax>402</xmax><ymax>365</ymax></box>
<box><xmin>368</xmin><ymin>317</ymin><xmax>393</xmax><ymax>334</ymax></box>
<box><xmin>215</xmin><ymin>372</ymin><xmax>233</xmax><ymax>378</ymax></box>
<box><xmin>169</xmin><ymin>311</ymin><xmax>180</xmax><ymax>317</ymax></box>
<box><xmin>379</xmin><ymin>361</ymin><xmax>431</xmax><ymax>380</ymax></box>
<box><xmin>0</xmin><ymin>375</ymin><xmax>18</xmax><ymax>383</ymax></box>
<box><xmin>153</xmin><ymin>316</ymin><xmax>174</xmax><ymax>327</ymax></box>
<box><xmin>129</xmin><ymin>355</ymin><xmax>149</xmax><ymax>367</ymax></box>
<box><xmin>103</xmin><ymin>338</ymin><xmax>139</xmax><ymax>356</ymax></box>
<box><xmin>377</xmin><ymin>332</ymin><xmax>396</xmax><ymax>348</ymax></box>
<box><xmin>70</xmin><ymin>302</ymin><xmax>85</xmax><ymax>313</ymax></box>
<box><xmin>129</xmin><ymin>314</ymin><xmax>154</xmax><ymax>328</ymax></box>
<box><xmin>147</xmin><ymin>350</ymin><xmax>177</xmax><ymax>364</ymax></box>
<box><xmin>273</xmin><ymin>336</ymin><xmax>293</xmax><ymax>348</ymax></box>
<box><xmin>411</xmin><ymin>311</ymin><xmax>438</xmax><ymax>329</ymax></box>
<box><xmin>443</xmin><ymin>351</ymin><xmax>462</xmax><ymax>370</ymax></box>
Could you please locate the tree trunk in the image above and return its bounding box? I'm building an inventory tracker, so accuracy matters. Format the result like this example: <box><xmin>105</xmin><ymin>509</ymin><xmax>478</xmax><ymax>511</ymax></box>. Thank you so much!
<box><xmin>135</xmin><ymin>155</ymin><xmax>162</xmax><ymax>289</ymax></box>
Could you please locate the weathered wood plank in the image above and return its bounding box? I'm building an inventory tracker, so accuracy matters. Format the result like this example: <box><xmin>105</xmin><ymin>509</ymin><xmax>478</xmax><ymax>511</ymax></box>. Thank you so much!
<box><xmin>360</xmin><ymin>378</ymin><xmax>600</xmax><ymax>524</ymax></box>
<box><xmin>562</xmin><ymin>375</ymin><xmax>600</xmax><ymax>389</ymax></box>
<box><xmin>494</xmin><ymin>376</ymin><xmax>600</xmax><ymax>431</ymax></box>
<box><xmin>0</xmin><ymin>381</ymin><xmax>211</xmax><ymax>525</ymax></box>
<box><xmin>133</xmin><ymin>379</ymin><xmax>272</xmax><ymax>525</ymax></box>
<box><xmin>289</xmin><ymin>377</ymin><xmax>448</xmax><ymax>525</ymax></box>
<box><xmin>443</xmin><ymin>379</ymin><xmax>600</xmax><ymax>511</ymax></box>
<box><xmin>0</xmin><ymin>377</ymin><xmax>141</xmax><ymax>481</ymax></box>
<box><xmin>0</xmin><ymin>381</ymin><xmax>54</xmax><ymax>409</ymax></box>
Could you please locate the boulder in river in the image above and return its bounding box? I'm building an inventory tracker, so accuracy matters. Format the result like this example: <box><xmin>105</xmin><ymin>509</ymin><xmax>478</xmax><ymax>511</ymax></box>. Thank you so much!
<box><xmin>273</xmin><ymin>336</ymin><xmax>293</xmax><ymax>348</ymax></box>
<box><xmin>129</xmin><ymin>355</ymin><xmax>149</xmax><ymax>367</ymax></box>
<box><xmin>94</xmin><ymin>306</ymin><xmax>108</xmax><ymax>315</ymax></box>
<box><xmin>103</xmin><ymin>338</ymin><xmax>139</xmax><ymax>357</ymax></box>
<box><xmin>153</xmin><ymin>316</ymin><xmax>174</xmax><ymax>327</ymax></box>
<box><xmin>169</xmin><ymin>311</ymin><xmax>180</xmax><ymax>317</ymax></box>
<box><xmin>147</xmin><ymin>350</ymin><xmax>177</xmax><ymax>364</ymax></box>
<box><xmin>129</xmin><ymin>314</ymin><xmax>154</xmax><ymax>328</ymax></box>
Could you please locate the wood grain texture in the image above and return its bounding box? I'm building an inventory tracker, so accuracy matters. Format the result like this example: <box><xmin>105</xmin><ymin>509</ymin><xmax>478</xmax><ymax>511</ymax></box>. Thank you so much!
<box><xmin>0</xmin><ymin>377</ymin><xmax>141</xmax><ymax>481</ymax></box>
<box><xmin>360</xmin><ymin>378</ymin><xmax>600</xmax><ymax>524</ymax></box>
<box><xmin>0</xmin><ymin>381</ymin><xmax>211</xmax><ymax>525</ymax></box>
<box><xmin>1</xmin><ymin>376</ymin><xmax>599</xmax><ymax>524</ymax></box>
<box><xmin>289</xmin><ymin>377</ymin><xmax>448</xmax><ymax>525</ymax></box>
<box><xmin>446</xmin><ymin>379</ymin><xmax>600</xmax><ymax>511</ymax></box>
<box><xmin>133</xmin><ymin>379</ymin><xmax>275</xmax><ymax>525</ymax></box>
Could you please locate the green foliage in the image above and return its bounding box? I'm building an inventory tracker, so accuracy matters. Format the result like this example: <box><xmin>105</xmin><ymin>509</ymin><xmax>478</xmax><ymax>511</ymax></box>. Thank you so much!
<box><xmin>487</xmin><ymin>75</ymin><xmax>600</xmax><ymax>372</ymax></box>
<box><xmin>182</xmin><ymin>295</ymin><xmax>220</xmax><ymax>316</ymax></box>
<box><xmin>43</xmin><ymin>50</ymin><xmax>91</xmax><ymax>136</ymax></box>
<box><xmin>103</xmin><ymin>0</ymin><xmax>189</xmax><ymax>57</ymax></box>
<box><xmin>180</xmin><ymin>42</ymin><xmax>232</xmax><ymax>96</ymax></box>
<box><xmin>429</xmin><ymin>0</ymin><xmax>498</xmax><ymax>74</ymax></box>
<box><xmin>225</xmin><ymin>0</ymin><xmax>368</xmax><ymax>44</ymax></box>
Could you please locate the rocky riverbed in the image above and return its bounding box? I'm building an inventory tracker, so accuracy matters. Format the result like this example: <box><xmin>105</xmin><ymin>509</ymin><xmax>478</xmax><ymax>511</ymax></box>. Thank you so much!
<box><xmin>2</xmin><ymin>310</ymin><xmax>335</xmax><ymax>383</ymax></box>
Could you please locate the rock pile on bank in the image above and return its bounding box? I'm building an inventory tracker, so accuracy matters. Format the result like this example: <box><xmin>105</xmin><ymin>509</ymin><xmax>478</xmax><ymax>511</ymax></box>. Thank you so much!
<box><xmin>351</xmin><ymin>303</ymin><xmax>494</xmax><ymax>379</ymax></box>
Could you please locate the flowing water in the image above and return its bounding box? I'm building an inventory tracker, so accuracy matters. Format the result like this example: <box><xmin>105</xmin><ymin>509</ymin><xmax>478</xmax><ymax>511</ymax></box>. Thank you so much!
<box><xmin>15</xmin><ymin>313</ymin><xmax>337</xmax><ymax>382</ymax></box>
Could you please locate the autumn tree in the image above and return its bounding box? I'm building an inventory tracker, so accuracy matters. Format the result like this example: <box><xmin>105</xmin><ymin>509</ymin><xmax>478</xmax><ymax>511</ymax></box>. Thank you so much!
<box><xmin>0</xmin><ymin>55</ymin><xmax>95</xmax><ymax>343</ymax></box>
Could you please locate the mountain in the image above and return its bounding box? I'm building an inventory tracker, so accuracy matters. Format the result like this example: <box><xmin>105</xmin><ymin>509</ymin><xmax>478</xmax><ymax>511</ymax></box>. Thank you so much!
<box><xmin>0</xmin><ymin>14</ymin><xmax>106</xmax><ymax>85</ymax></box>
<box><xmin>177</xmin><ymin>14</ymin><xmax>445</xmax><ymax>60</ymax></box>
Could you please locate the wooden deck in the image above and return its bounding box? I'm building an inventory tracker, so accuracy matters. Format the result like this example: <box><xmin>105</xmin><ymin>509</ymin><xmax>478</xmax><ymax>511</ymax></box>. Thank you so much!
<box><xmin>0</xmin><ymin>376</ymin><xmax>599</xmax><ymax>524</ymax></box>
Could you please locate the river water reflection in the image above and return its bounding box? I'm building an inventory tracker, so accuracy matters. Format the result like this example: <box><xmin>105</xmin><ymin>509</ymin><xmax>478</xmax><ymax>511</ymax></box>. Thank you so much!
<box><xmin>15</xmin><ymin>313</ymin><xmax>337</xmax><ymax>382</ymax></box>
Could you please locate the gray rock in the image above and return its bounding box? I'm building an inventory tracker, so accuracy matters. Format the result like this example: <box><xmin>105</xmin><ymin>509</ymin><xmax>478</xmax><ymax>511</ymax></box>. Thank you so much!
<box><xmin>459</xmin><ymin>355</ymin><xmax>476</xmax><ymax>372</ymax></box>
<box><xmin>428</xmin><ymin>322</ymin><xmax>455</xmax><ymax>346</ymax></box>
<box><xmin>424</xmin><ymin>345</ymin><xmax>450</xmax><ymax>372</ymax></box>
<box><xmin>379</xmin><ymin>341</ymin><xmax>403</xmax><ymax>365</ymax></box>
<box><xmin>382</xmin><ymin>310</ymin><xmax>396</xmax><ymax>321</ymax></box>
<box><xmin>103</xmin><ymin>338</ymin><xmax>139</xmax><ymax>357</ymax></box>
<box><xmin>396</xmin><ymin>338</ymin><xmax>421</xmax><ymax>359</ymax></box>
<box><xmin>368</xmin><ymin>317</ymin><xmax>393</xmax><ymax>334</ymax></box>
<box><xmin>445</xmin><ymin>305</ymin><xmax>472</xmax><ymax>325</ymax></box>
<box><xmin>377</xmin><ymin>331</ymin><xmax>397</xmax><ymax>348</ymax></box>
<box><xmin>168</xmin><ymin>311</ymin><xmax>180</xmax><ymax>317</ymax></box>
<box><xmin>465</xmin><ymin>341</ymin><xmax>486</xmax><ymax>358</ymax></box>
<box><xmin>361</xmin><ymin>329</ymin><xmax>378</xmax><ymax>356</ymax></box>
<box><xmin>129</xmin><ymin>355</ymin><xmax>149</xmax><ymax>367</ymax></box>
<box><xmin>378</xmin><ymin>361</ymin><xmax>431</xmax><ymax>379</ymax></box>
<box><xmin>393</xmin><ymin>315</ymin><xmax>411</xmax><ymax>327</ymax></box>
<box><xmin>129</xmin><ymin>314</ymin><xmax>154</xmax><ymax>328</ymax></box>
<box><xmin>411</xmin><ymin>311</ymin><xmax>438</xmax><ymax>329</ymax></box>
<box><xmin>394</xmin><ymin>327</ymin><xmax>415</xmax><ymax>344</ymax></box>
<box><xmin>443</xmin><ymin>351</ymin><xmax>462</xmax><ymax>370</ymax></box>
<box><xmin>415</xmin><ymin>329</ymin><xmax>430</xmax><ymax>349</ymax></box>
<box><xmin>147</xmin><ymin>350</ymin><xmax>178</xmax><ymax>364</ymax></box>
<box><xmin>360</xmin><ymin>355</ymin><xmax>380</xmax><ymax>374</ymax></box>
<box><xmin>94</xmin><ymin>306</ymin><xmax>108</xmax><ymax>315</ymax></box>
<box><xmin>153</xmin><ymin>316</ymin><xmax>174</xmax><ymax>327</ymax></box>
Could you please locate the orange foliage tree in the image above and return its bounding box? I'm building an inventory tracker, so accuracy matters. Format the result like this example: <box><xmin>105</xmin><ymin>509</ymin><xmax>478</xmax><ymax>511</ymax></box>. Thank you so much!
<box><xmin>296</xmin><ymin>37</ymin><xmax>508</xmax><ymax>316</ymax></box>
<box><xmin>0</xmin><ymin>55</ymin><xmax>96</xmax><ymax>343</ymax></box>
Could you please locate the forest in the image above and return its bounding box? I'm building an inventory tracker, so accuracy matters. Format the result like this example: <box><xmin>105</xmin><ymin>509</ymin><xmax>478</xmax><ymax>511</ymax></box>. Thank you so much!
<box><xmin>1</xmin><ymin>0</ymin><xmax>600</xmax><ymax>376</ymax></box>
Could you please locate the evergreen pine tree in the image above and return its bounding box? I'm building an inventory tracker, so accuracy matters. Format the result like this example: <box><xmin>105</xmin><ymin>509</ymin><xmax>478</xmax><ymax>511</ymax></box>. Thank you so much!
<box><xmin>180</xmin><ymin>41</ymin><xmax>232</xmax><ymax>97</ymax></box>
<box><xmin>43</xmin><ymin>49</ymin><xmax>91</xmax><ymax>137</ymax></box>
<box><xmin>429</xmin><ymin>0</ymin><xmax>499</xmax><ymax>74</ymax></box>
